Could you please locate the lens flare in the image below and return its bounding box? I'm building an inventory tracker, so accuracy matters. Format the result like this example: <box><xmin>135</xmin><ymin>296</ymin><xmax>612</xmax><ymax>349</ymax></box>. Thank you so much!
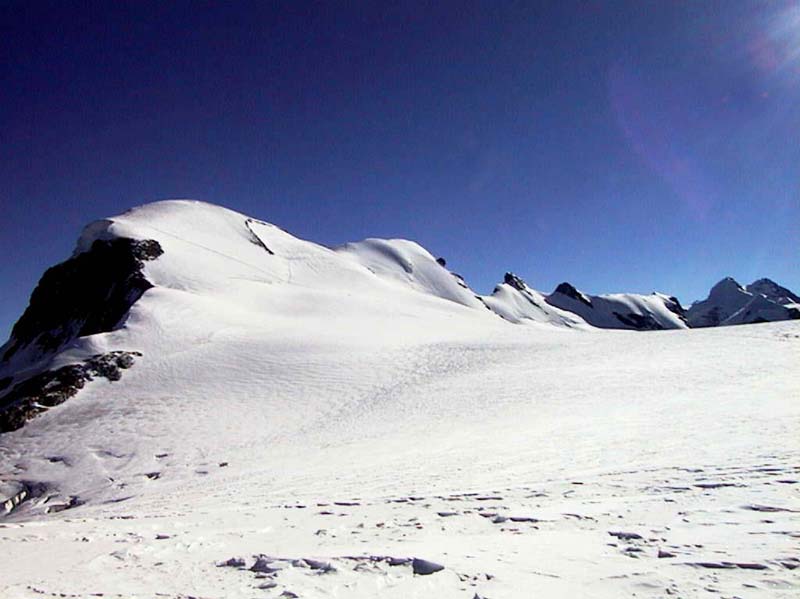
<box><xmin>753</xmin><ymin>2</ymin><xmax>800</xmax><ymax>80</ymax></box>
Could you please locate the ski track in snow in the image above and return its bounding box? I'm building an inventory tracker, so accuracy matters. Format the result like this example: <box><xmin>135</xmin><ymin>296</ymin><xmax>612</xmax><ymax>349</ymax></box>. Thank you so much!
<box><xmin>0</xmin><ymin>201</ymin><xmax>797</xmax><ymax>598</ymax></box>
<box><xmin>1</xmin><ymin>322</ymin><xmax>798</xmax><ymax>599</ymax></box>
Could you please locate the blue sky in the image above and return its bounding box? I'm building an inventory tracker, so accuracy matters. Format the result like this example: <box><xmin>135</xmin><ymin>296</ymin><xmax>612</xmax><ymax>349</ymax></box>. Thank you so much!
<box><xmin>1</xmin><ymin>1</ymin><xmax>798</xmax><ymax>340</ymax></box>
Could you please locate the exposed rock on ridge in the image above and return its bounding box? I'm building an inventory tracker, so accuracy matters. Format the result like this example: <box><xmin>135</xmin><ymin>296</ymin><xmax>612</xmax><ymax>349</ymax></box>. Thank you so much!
<box><xmin>1</xmin><ymin>237</ymin><xmax>162</xmax><ymax>364</ymax></box>
<box><xmin>545</xmin><ymin>283</ymin><xmax>688</xmax><ymax>331</ymax></box>
<box><xmin>746</xmin><ymin>278</ymin><xmax>800</xmax><ymax>306</ymax></box>
<box><xmin>0</xmin><ymin>351</ymin><xmax>142</xmax><ymax>432</ymax></box>
<box><xmin>552</xmin><ymin>282</ymin><xmax>593</xmax><ymax>308</ymax></box>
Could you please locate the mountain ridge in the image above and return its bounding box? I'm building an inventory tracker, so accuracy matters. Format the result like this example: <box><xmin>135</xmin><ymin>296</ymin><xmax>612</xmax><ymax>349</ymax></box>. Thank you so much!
<box><xmin>0</xmin><ymin>199</ymin><xmax>797</xmax><ymax>433</ymax></box>
<box><xmin>0</xmin><ymin>200</ymin><xmax>797</xmax><ymax>599</ymax></box>
<box><xmin>2</xmin><ymin>200</ymin><xmax>797</xmax><ymax>366</ymax></box>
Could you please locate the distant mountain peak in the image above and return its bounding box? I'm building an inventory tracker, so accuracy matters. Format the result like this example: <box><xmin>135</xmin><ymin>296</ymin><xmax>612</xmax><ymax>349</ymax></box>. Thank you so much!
<box><xmin>709</xmin><ymin>277</ymin><xmax>745</xmax><ymax>295</ymax></box>
<box><xmin>750</xmin><ymin>277</ymin><xmax>775</xmax><ymax>285</ymax></box>
<box><xmin>688</xmin><ymin>276</ymin><xmax>799</xmax><ymax>327</ymax></box>
<box><xmin>746</xmin><ymin>278</ymin><xmax>800</xmax><ymax>306</ymax></box>
<box><xmin>1</xmin><ymin>198</ymin><xmax>798</xmax><ymax>436</ymax></box>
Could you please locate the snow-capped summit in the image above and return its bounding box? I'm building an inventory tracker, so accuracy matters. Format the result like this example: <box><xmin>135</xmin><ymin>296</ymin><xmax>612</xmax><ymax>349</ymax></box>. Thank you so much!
<box><xmin>544</xmin><ymin>282</ymin><xmax>688</xmax><ymax>330</ymax></box>
<box><xmin>2</xmin><ymin>200</ymin><xmax>798</xmax><ymax>437</ymax></box>
<box><xmin>2</xmin><ymin>200</ymin><xmax>527</xmax><ymax>432</ymax></box>
<box><xmin>0</xmin><ymin>200</ymin><xmax>798</xmax><ymax>599</ymax></box>
<box><xmin>480</xmin><ymin>273</ymin><xmax>587</xmax><ymax>327</ymax></box>
<box><xmin>687</xmin><ymin>276</ymin><xmax>800</xmax><ymax>327</ymax></box>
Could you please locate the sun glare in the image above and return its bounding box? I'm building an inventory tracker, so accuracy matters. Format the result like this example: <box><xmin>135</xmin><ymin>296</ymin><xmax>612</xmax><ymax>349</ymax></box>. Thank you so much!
<box><xmin>765</xmin><ymin>2</ymin><xmax>800</xmax><ymax>78</ymax></box>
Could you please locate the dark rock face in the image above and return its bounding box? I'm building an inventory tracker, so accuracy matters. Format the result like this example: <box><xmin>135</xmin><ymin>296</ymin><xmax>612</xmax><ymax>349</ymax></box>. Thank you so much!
<box><xmin>501</xmin><ymin>273</ymin><xmax>549</xmax><ymax>313</ymax></box>
<box><xmin>659</xmin><ymin>295</ymin><xmax>688</xmax><ymax>325</ymax></box>
<box><xmin>661</xmin><ymin>295</ymin><xmax>686</xmax><ymax>317</ymax></box>
<box><xmin>692</xmin><ymin>305</ymin><xmax>725</xmax><ymax>328</ymax></box>
<box><xmin>553</xmin><ymin>282</ymin><xmax>593</xmax><ymax>308</ymax></box>
<box><xmin>612</xmin><ymin>312</ymin><xmax>664</xmax><ymax>331</ymax></box>
<box><xmin>1</xmin><ymin>238</ymin><xmax>162</xmax><ymax>362</ymax></box>
<box><xmin>244</xmin><ymin>218</ymin><xmax>275</xmax><ymax>255</ymax></box>
<box><xmin>436</xmin><ymin>257</ymin><xmax>447</xmax><ymax>267</ymax></box>
<box><xmin>0</xmin><ymin>351</ymin><xmax>142</xmax><ymax>433</ymax></box>
<box><xmin>451</xmin><ymin>272</ymin><xmax>470</xmax><ymax>289</ymax></box>
<box><xmin>503</xmin><ymin>272</ymin><xmax>527</xmax><ymax>292</ymax></box>
<box><xmin>746</xmin><ymin>278</ymin><xmax>800</xmax><ymax>305</ymax></box>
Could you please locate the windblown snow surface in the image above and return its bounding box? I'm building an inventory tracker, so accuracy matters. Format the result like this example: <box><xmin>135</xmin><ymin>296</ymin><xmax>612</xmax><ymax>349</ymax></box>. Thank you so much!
<box><xmin>1</xmin><ymin>201</ymin><xmax>798</xmax><ymax>598</ymax></box>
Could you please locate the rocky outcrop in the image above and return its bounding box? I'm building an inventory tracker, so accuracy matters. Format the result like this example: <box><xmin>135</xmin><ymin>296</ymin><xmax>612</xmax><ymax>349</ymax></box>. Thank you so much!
<box><xmin>1</xmin><ymin>238</ymin><xmax>162</xmax><ymax>364</ymax></box>
<box><xmin>412</xmin><ymin>557</ymin><xmax>445</xmax><ymax>575</ymax></box>
<box><xmin>244</xmin><ymin>218</ymin><xmax>275</xmax><ymax>255</ymax></box>
<box><xmin>661</xmin><ymin>295</ymin><xmax>686</xmax><ymax>318</ymax></box>
<box><xmin>611</xmin><ymin>311</ymin><xmax>663</xmax><ymax>331</ymax></box>
<box><xmin>0</xmin><ymin>351</ymin><xmax>142</xmax><ymax>432</ymax></box>
<box><xmin>546</xmin><ymin>284</ymin><xmax>687</xmax><ymax>331</ymax></box>
<box><xmin>503</xmin><ymin>272</ymin><xmax>527</xmax><ymax>292</ymax></box>
<box><xmin>480</xmin><ymin>273</ymin><xmax>586</xmax><ymax>327</ymax></box>
<box><xmin>552</xmin><ymin>282</ymin><xmax>593</xmax><ymax>308</ymax></box>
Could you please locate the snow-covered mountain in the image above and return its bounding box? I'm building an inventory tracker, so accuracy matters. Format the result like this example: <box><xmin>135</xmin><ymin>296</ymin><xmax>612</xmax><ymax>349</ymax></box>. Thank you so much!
<box><xmin>0</xmin><ymin>200</ymin><xmax>505</xmax><ymax>432</ymax></box>
<box><xmin>2</xmin><ymin>200</ymin><xmax>797</xmax><ymax>434</ymax></box>
<box><xmin>687</xmin><ymin>276</ymin><xmax>800</xmax><ymax>327</ymax></box>
<box><xmin>0</xmin><ymin>200</ymin><xmax>798</xmax><ymax>599</ymax></box>
<box><xmin>544</xmin><ymin>282</ymin><xmax>689</xmax><ymax>330</ymax></box>
<box><xmin>481</xmin><ymin>272</ymin><xmax>588</xmax><ymax>327</ymax></box>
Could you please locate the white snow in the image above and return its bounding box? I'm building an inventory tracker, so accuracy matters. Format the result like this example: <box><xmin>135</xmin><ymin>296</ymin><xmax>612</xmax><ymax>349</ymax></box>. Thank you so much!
<box><xmin>481</xmin><ymin>278</ymin><xmax>587</xmax><ymax>327</ymax></box>
<box><xmin>546</xmin><ymin>285</ymin><xmax>688</xmax><ymax>330</ymax></box>
<box><xmin>0</xmin><ymin>200</ymin><xmax>798</xmax><ymax>598</ymax></box>
<box><xmin>335</xmin><ymin>238</ymin><xmax>485</xmax><ymax>310</ymax></box>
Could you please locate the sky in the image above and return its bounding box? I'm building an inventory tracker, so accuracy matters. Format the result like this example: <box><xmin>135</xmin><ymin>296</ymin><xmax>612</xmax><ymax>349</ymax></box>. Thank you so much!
<box><xmin>1</xmin><ymin>0</ymin><xmax>798</xmax><ymax>340</ymax></box>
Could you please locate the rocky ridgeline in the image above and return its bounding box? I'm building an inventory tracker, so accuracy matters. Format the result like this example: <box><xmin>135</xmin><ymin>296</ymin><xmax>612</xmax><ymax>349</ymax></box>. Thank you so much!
<box><xmin>0</xmin><ymin>351</ymin><xmax>142</xmax><ymax>432</ymax></box>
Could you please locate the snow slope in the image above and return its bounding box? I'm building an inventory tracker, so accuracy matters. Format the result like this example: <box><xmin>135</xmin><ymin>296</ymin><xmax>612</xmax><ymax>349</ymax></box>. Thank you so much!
<box><xmin>480</xmin><ymin>273</ymin><xmax>587</xmax><ymax>327</ymax></box>
<box><xmin>334</xmin><ymin>238</ymin><xmax>485</xmax><ymax>311</ymax></box>
<box><xmin>0</xmin><ymin>200</ymin><xmax>798</xmax><ymax>599</ymax></box>
<box><xmin>545</xmin><ymin>282</ymin><xmax>688</xmax><ymax>330</ymax></box>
